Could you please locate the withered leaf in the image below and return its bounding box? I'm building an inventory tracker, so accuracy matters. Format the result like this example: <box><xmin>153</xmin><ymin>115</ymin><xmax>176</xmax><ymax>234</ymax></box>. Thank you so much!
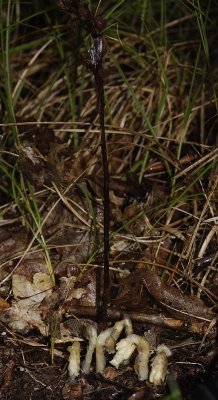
<box><xmin>0</xmin><ymin>228</ymin><xmax>28</xmax><ymax>262</ymax></box>
<box><xmin>113</xmin><ymin>269</ymin><xmax>149</xmax><ymax>310</ymax></box>
<box><xmin>0</xmin><ymin>298</ymin><xmax>10</xmax><ymax>310</ymax></box>
<box><xmin>6</xmin><ymin>271</ymin><xmax>54</xmax><ymax>334</ymax></box>
<box><xmin>142</xmin><ymin>269</ymin><xmax>215</xmax><ymax>321</ymax></box>
<box><xmin>18</xmin><ymin>144</ymin><xmax>60</xmax><ymax>188</ymax></box>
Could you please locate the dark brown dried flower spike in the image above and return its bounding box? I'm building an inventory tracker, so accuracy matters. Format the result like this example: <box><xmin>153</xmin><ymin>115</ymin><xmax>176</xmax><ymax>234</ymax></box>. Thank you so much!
<box><xmin>57</xmin><ymin>0</ymin><xmax>78</xmax><ymax>12</ymax></box>
<box><xmin>57</xmin><ymin>0</ymin><xmax>107</xmax><ymax>37</ymax></box>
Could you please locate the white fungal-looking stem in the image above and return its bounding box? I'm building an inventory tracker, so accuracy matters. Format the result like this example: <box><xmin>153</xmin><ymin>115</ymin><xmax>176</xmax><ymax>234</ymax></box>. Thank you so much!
<box><xmin>105</xmin><ymin>316</ymin><xmax>133</xmax><ymax>354</ymax></box>
<box><xmin>82</xmin><ymin>324</ymin><xmax>97</xmax><ymax>374</ymax></box>
<box><xmin>110</xmin><ymin>336</ymin><xmax>136</xmax><ymax>368</ymax></box>
<box><xmin>149</xmin><ymin>344</ymin><xmax>172</xmax><ymax>385</ymax></box>
<box><xmin>68</xmin><ymin>341</ymin><xmax>81</xmax><ymax>380</ymax></box>
<box><xmin>110</xmin><ymin>334</ymin><xmax>150</xmax><ymax>381</ymax></box>
<box><xmin>124</xmin><ymin>315</ymin><xmax>133</xmax><ymax>336</ymax></box>
<box><xmin>96</xmin><ymin>327</ymin><xmax>113</xmax><ymax>373</ymax></box>
<box><xmin>131</xmin><ymin>334</ymin><xmax>150</xmax><ymax>381</ymax></box>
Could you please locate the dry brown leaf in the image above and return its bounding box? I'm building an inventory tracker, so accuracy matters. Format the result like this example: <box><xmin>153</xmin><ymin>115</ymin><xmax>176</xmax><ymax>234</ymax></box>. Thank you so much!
<box><xmin>0</xmin><ymin>298</ymin><xmax>10</xmax><ymax>310</ymax></box>
<box><xmin>112</xmin><ymin>269</ymin><xmax>149</xmax><ymax>310</ymax></box>
<box><xmin>122</xmin><ymin>201</ymin><xmax>149</xmax><ymax>235</ymax></box>
<box><xmin>18</xmin><ymin>144</ymin><xmax>60</xmax><ymax>188</ymax></box>
<box><xmin>0</xmin><ymin>229</ymin><xmax>28</xmax><ymax>263</ymax></box>
<box><xmin>115</xmin><ymin>266</ymin><xmax>216</xmax><ymax>321</ymax></box>
<box><xmin>62</xmin><ymin>380</ymin><xmax>84</xmax><ymax>400</ymax></box>
<box><xmin>142</xmin><ymin>268</ymin><xmax>215</xmax><ymax>321</ymax></box>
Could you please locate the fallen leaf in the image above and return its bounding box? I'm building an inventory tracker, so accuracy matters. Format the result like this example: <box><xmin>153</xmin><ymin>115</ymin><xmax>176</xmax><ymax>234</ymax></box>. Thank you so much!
<box><xmin>12</xmin><ymin>272</ymin><xmax>53</xmax><ymax>300</ymax></box>
<box><xmin>142</xmin><ymin>268</ymin><xmax>215</xmax><ymax>321</ymax></box>
<box><xmin>3</xmin><ymin>271</ymin><xmax>55</xmax><ymax>334</ymax></box>
<box><xmin>0</xmin><ymin>298</ymin><xmax>10</xmax><ymax>310</ymax></box>
<box><xmin>7</xmin><ymin>298</ymin><xmax>48</xmax><ymax>335</ymax></box>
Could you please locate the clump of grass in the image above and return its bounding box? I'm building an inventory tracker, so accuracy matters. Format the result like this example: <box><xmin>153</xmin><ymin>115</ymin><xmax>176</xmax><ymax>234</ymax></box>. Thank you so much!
<box><xmin>0</xmin><ymin>0</ymin><xmax>217</xmax><ymax>283</ymax></box>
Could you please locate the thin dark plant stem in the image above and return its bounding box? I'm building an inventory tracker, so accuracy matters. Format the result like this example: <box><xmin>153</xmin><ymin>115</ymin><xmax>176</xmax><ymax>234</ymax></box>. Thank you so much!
<box><xmin>57</xmin><ymin>0</ymin><xmax>110</xmax><ymax>324</ymax></box>
<box><xmin>94</xmin><ymin>71</ymin><xmax>110</xmax><ymax>324</ymax></box>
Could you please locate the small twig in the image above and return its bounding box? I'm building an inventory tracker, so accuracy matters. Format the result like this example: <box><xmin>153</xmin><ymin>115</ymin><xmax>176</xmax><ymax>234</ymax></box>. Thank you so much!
<box><xmin>0</xmin><ymin>360</ymin><xmax>14</xmax><ymax>397</ymax></box>
<box><xmin>62</xmin><ymin>304</ymin><xmax>217</xmax><ymax>338</ymax></box>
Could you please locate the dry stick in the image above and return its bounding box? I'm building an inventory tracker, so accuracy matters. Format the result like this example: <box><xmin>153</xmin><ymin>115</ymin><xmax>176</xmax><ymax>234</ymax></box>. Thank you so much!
<box><xmin>0</xmin><ymin>360</ymin><xmax>14</xmax><ymax>398</ymax></box>
<box><xmin>63</xmin><ymin>304</ymin><xmax>217</xmax><ymax>339</ymax></box>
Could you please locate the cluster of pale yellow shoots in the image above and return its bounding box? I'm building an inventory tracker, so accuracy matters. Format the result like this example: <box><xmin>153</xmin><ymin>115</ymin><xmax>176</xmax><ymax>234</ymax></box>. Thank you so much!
<box><xmin>68</xmin><ymin>317</ymin><xmax>171</xmax><ymax>385</ymax></box>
